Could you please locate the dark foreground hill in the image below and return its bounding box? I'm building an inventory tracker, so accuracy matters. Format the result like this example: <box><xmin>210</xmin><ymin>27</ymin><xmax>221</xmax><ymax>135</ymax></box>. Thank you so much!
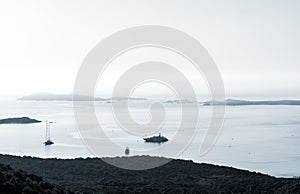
<box><xmin>0</xmin><ymin>163</ymin><xmax>72</xmax><ymax>194</ymax></box>
<box><xmin>0</xmin><ymin>154</ymin><xmax>299</xmax><ymax>193</ymax></box>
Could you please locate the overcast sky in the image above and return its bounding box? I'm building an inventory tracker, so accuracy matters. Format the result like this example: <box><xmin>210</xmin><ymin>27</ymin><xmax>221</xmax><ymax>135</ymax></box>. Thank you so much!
<box><xmin>0</xmin><ymin>0</ymin><xmax>299</xmax><ymax>99</ymax></box>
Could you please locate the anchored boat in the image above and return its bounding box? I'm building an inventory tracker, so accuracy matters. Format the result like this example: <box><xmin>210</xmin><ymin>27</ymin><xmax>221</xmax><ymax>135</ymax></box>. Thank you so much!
<box><xmin>44</xmin><ymin>120</ymin><xmax>54</xmax><ymax>146</ymax></box>
<box><xmin>144</xmin><ymin>133</ymin><xmax>168</xmax><ymax>143</ymax></box>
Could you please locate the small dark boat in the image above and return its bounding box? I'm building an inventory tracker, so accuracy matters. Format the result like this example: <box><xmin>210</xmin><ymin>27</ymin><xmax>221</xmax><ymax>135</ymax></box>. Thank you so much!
<box><xmin>125</xmin><ymin>147</ymin><xmax>130</xmax><ymax>155</ymax></box>
<box><xmin>144</xmin><ymin>133</ymin><xmax>168</xmax><ymax>143</ymax></box>
<box><xmin>44</xmin><ymin>140</ymin><xmax>54</xmax><ymax>145</ymax></box>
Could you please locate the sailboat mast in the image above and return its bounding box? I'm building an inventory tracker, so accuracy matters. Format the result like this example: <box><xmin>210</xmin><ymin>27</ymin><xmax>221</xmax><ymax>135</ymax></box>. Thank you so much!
<box><xmin>45</xmin><ymin>120</ymin><xmax>48</xmax><ymax>141</ymax></box>
<box><xmin>48</xmin><ymin>123</ymin><xmax>51</xmax><ymax>141</ymax></box>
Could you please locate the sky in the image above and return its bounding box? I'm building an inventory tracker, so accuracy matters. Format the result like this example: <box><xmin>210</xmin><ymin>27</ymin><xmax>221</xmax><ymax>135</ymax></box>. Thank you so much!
<box><xmin>0</xmin><ymin>0</ymin><xmax>299</xmax><ymax>99</ymax></box>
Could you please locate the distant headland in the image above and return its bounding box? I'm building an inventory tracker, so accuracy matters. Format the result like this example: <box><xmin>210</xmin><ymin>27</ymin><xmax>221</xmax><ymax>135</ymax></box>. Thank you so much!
<box><xmin>0</xmin><ymin>117</ymin><xmax>41</xmax><ymax>125</ymax></box>
<box><xmin>202</xmin><ymin>99</ymin><xmax>300</xmax><ymax>106</ymax></box>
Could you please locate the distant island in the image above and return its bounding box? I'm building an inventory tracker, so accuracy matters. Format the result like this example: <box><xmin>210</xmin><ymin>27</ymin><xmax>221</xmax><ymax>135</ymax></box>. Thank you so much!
<box><xmin>17</xmin><ymin>94</ymin><xmax>300</xmax><ymax>106</ymax></box>
<box><xmin>18</xmin><ymin>93</ymin><xmax>106</xmax><ymax>101</ymax></box>
<box><xmin>164</xmin><ymin>99</ymin><xmax>197</xmax><ymax>104</ymax></box>
<box><xmin>202</xmin><ymin>99</ymin><xmax>300</xmax><ymax>106</ymax></box>
<box><xmin>110</xmin><ymin>97</ymin><xmax>148</xmax><ymax>101</ymax></box>
<box><xmin>0</xmin><ymin>117</ymin><xmax>42</xmax><ymax>124</ymax></box>
<box><xmin>18</xmin><ymin>93</ymin><xmax>148</xmax><ymax>102</ymax></box>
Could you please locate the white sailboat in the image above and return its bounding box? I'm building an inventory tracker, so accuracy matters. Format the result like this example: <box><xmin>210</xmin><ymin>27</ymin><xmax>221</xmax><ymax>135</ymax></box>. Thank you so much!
<box><xmin>44</xmin><ymin>120</ymin><xmax>54</xmax><ymax>146</ymax></box>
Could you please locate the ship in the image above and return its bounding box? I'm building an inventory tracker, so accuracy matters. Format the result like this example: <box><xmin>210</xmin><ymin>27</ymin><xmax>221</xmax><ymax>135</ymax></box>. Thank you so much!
<box><xmin>44</xmin><ymin>120</ymin><xmax>54</xmax><ymax>146</ymax></box>
<box><xmin>144</xmin><ymin>133</ymin><xmax>168</xmax><ymax>143</ymax></box>
<box><xmin>125</xmin><ymin>147</ymin><xmax>130</xmax><ymax>155</ymax></box>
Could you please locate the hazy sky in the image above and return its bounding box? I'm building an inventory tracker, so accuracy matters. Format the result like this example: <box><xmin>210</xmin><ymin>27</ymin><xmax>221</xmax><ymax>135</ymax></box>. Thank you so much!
<box><xmin>0</xmin><ymin>0</ymin><xmax>299</xmax><ymax>99</ymax></box>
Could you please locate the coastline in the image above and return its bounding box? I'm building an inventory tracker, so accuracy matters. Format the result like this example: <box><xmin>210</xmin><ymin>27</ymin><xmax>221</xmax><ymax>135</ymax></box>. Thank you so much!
<box><xmin>0</xmin><ymin>154</ymin><xmax>299</xmax><ymax>193</ymax></box>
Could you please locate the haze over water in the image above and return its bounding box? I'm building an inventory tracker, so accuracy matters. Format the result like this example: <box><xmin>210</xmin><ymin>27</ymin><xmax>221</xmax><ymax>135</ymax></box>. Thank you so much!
<box><xmin>0</xmin><ymin>99</ymin><xmax>299</xmax><ymax>177</ymax></box>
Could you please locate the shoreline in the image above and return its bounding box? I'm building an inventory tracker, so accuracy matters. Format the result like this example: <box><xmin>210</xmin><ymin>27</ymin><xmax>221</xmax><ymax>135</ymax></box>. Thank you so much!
<box><xmin>0</xmin><ymin>154</ymin><xmax>299</xmax><ymax>193</ymax></box>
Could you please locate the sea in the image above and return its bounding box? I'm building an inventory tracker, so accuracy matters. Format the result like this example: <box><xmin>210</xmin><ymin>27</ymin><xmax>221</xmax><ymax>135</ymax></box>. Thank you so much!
<box><xmin>0</xmin><ymin>99</ymin><xmax>299</xmax><ymax>177</ymax></box>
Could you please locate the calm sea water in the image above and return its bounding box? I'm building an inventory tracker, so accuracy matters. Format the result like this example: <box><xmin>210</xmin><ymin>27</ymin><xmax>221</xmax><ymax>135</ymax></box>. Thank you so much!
<box><xmin>0</xmin><ymin>100</ymin><xmax>299</xmax><ymax>177</ymax></box>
